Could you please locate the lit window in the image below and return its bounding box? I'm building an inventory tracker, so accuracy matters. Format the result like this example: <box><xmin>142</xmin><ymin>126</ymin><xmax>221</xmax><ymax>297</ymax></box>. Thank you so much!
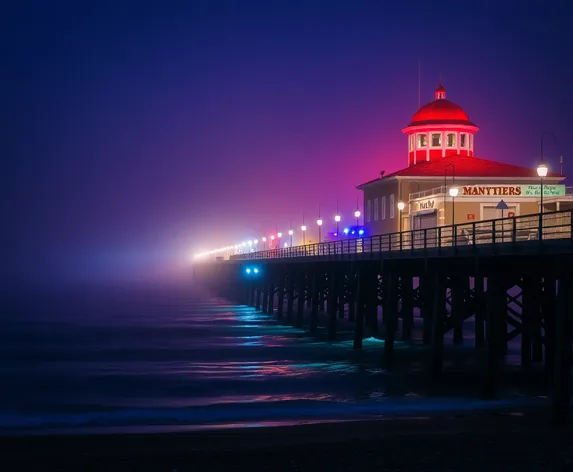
<box><xmin>447</xmin><ymin>134</ymin><xmax>456</xmax><ymax>147</ymax></box>
<box><xmin>366</xmin><ymin>200</ymin><xmax>372</xmax><ymax>222</ymax></box>
<box><xmin>373</xmin><ymin>198</ymin><xmax>379</xmax><ymax>221</ymax></box>
<box><xmin>460</xmin><ymin>133</ymin><xmax>467</xmax><ymax>147</ymax></box>
<box><xmin>417</xmin><ymin>134</ymin><xmax>427</xmax><ymax>148</ymax></box>
<box><xmin>431</xmin><ymin>133</ymin><xmax>441</xmax><ymax>147</ymax></box>
<box><xmin>381</xmin><ymin>196</ymin><xmax>386</xmax><ymax>219</ymax></box>
<box><xmin>409</xmin><ymin>135</ymin><xmax>415</xmax><ymax>151</ymax></box>
<box><xmin>389</xmin><ymin>194</ymin><xmax>395</xmax><ymax>218</ymax></box>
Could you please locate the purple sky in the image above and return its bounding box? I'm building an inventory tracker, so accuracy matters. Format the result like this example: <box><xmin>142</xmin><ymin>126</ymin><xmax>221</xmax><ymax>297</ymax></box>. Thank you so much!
<box><xmin>3</xmin><ymin>0</ymin><xmax>573</xmax><ymax>285</ymax></box>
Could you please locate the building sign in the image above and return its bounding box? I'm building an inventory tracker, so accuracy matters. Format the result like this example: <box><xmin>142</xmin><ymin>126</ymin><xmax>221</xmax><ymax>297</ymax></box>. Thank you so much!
<box><xmin>413</xmin><ymin>199</ymin><xmax>436</xmax><ymax>212</ymax></box>
<box><xmin>508</xmin><ymin>211</ymin><xmax>515</xmax><ymax>217</ymax></box>
<box><xmin>467</xmin><ymin>213</ymin><xmax>475</xmax><ymax>220</ymax></box>
<box><xmin>520</xmin><ymin>185</ymin><xmax>566</xmax><ymax>197</ymax></box>
<box><xmin>461</xmin><ymin>185</ymin><xmax>565</xmax><ymax>197</ymax></box>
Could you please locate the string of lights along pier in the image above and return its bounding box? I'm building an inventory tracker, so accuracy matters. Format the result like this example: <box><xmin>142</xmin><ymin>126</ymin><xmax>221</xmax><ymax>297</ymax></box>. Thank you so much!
<box><xmin>194</xmin><ymin>82</ymin><xmax>571</xmax><ymax>260</ymax></box>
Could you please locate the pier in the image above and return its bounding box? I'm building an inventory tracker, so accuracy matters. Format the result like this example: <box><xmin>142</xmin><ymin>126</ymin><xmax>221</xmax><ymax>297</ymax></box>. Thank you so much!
<box><xmin>194</xmin><ymin>209</ymin><xmax>573</xmax><ymax>423</ymax></box>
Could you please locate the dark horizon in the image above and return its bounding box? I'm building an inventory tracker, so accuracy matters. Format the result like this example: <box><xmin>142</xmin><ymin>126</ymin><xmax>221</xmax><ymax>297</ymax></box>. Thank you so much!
<box><xmin>3</xmin><ymin>0</ymin><xmax>573</xmax><ymax>286</ymax></box>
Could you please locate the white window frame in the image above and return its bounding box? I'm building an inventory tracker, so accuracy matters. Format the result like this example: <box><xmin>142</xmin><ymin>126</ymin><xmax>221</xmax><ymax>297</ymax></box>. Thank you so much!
<box><xmin>389</xmin><ymin>194</ymin><xmax>395</xmax><ymax>218</ymax></box>
<box><xmin>417</xmin><ymin>133</ymin><xmax>427</xmax><ymax>148</ymax></box>
<box><xmin>373</xmin><ymin>198</ymin><xmax>379</xmax><ymax>221</ymax></box>
<box><xmin>381</xmin><ymin>196</ymin><xmax>386</xmax><ymax>220</ymax></box>
<box><xmin>460</xmin><ymin>133</ymin><xmax>467</xmax><ymax>148</ymax></box>
<box><xmin>446</xmin><ymin>133</ymin><xmax>456</xmax><ymax>148</ymax></box>
<box><xmin>431</xmin><ymin>133</ymin><xmax>442</xmax><ymax>147</ymax></box>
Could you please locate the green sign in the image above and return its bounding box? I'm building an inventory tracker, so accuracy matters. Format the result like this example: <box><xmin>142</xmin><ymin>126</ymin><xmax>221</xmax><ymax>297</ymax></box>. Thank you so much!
<box><xmin>520</xmin><ymin>185</ymin><xmax>566</xmax><ymax>197</ymax></box>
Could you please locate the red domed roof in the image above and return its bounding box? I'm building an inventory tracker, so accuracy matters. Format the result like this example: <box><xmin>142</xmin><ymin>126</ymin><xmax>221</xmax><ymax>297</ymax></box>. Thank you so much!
<box><xmin>407</xmin><ymin>84</ymin><xmax>476</xmax><ymax>127</ymax></box>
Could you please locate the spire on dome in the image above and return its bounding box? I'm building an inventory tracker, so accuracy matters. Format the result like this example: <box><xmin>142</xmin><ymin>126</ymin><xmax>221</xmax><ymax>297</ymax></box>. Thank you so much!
<box><xmin>435</xmin><ymin>81</ymin><xmax>446</xmax><ymax>100</ymax></box>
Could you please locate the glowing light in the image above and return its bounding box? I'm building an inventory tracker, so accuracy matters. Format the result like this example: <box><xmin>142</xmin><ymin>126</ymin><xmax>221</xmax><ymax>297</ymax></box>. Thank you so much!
<box><xmin>262</xmin><ymin>237</ymin><xmax>266</xmax><ymax>242</ymax></box>
<box><xmin>270</xmin><ymin>235</ymin><xmax>275</xmax><ymax>240</ymax></box>
<box><xmin>354</xmin><ymin>210</ymin><xmax>361</xmax><ymax>218</ymax></box>
<box><xmin>277</xmin><ymin>232</ymin><xmax>283</xmax><ymax>238</ymax></box>
<box><xmin>317</xmin><ymin>219</ymin><xmax>323</xmax><ymax>226</ymax></box>
<box><xmin>246</xmin><ymin>268</ymin><xmax>251</xmax><ymax>274</ymax></box>
<box><xmin>358</xmin><ymin>229</ymin><xmax>364</xmax><ymax>235</ymax></box>
<box><xmin>397</xmin><ymin>201</ymin><xmax>405</xmax><ymax>211</ymax></box>
<box><xmin>334</xmin><ymin>215</ymin><xmax>341</xmax><ymax>222</ymax></box>
<box><xmin>288</xmin><ymin>229</ymin><xmax>293</xmax><ymax>236</ymax></box>
<box><xmin>301</xmin><ymin>225</ymin><xmax>307</xmax><ymax>231</ymax></box>
<box><xmin>449</xmin><ymin>187</ymin><xmax>459</xmax><ymax>197</ymax></box>
<box><xmin>254</xmin><ymin>239</ymin><xmax>258</xmax><ymax>244</ymax></box>
<box><xmin>284</xmin><ymin>242</ymin><xmax>288</xmax><ymax>248</ymax></box>
<box><xmin>537</xmin><ymin>162</ymin><xmax>548</xmax><ymax>177</ymax></box>
<box><xmin>248</xmin><ymin>240</ymin><xmax>253</xmax><ymax>246</ymax></box>
<box><xmin>343</xmin><ymin>228</ymin><xmax>349</xmax><ymax>234</ymax></box>
<box><xmin>253</xmin><ymin>268</ymin><xmax>259</xmax><ymax>273</ymax></box>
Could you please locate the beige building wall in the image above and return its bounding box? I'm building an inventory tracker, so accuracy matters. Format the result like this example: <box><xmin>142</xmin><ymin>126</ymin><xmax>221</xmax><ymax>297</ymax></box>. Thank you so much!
<box><xmin>362</xmin><ymin>176</ymin><xmax>563</xmax><ymax>236</ymax></box>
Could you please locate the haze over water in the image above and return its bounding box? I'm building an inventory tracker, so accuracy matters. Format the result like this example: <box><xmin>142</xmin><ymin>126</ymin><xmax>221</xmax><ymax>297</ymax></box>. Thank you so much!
<box><xmin>0</xmin><ymin>281</ymin><xmax>547</xmax><ymax>436</ymax></box>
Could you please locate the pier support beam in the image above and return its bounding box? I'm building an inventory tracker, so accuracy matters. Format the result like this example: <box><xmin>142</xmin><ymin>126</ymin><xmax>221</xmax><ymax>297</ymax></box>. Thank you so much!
<box><xmin>431</xmin><ymin>272</ymin><xmax>446</xmax><ymax>379</ymax></box>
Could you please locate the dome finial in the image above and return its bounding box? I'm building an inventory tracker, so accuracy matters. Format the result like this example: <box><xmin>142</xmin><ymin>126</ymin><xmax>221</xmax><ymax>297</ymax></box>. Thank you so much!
<box><xmin>435</xmin><ymin>77</ymin><xmax>446</xmax><ymax>100</ymax></box>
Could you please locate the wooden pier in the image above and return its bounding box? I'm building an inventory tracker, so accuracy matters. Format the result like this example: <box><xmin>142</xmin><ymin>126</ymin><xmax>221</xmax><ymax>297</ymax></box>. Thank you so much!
<box><xmin>194</xmin><ymin>210</ymin><xmax>573</xmax><ymax>423</ymax></box>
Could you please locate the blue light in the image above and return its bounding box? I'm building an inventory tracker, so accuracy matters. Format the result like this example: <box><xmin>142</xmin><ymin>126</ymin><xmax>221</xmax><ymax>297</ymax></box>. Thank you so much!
<box><xmin>358</xmin><ymin>229</ymin><xmax>364</xmax><ymax>235</ymax></box>
<box><xmin>343</xmin><ymin>228</ymin><xmax>349</xmax><ymax>234</ymax></box>
<box><xmin>351</xmin><ymin>230</ymin><xmax>356</xmax><ymax>235</ymax></box>
<box><xmin>245</xmin><ymin>268</ymin><xmax>251</xmax><ymax>274</ymax></box>
<box><xmin>333</xmin><ymin>232</ymin><xmax>337</xmax><ymax>236</ymax></box>
<box><xmin>253</xmin><ymin>268</ymin><xmax>259</xmax><ymax>274</ymax></box>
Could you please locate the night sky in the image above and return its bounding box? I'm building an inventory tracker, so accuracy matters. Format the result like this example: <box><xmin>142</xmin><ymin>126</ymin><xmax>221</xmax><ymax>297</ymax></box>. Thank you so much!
<box><xmin>3</xmin><ymin>0</ymin><xmax>572</xmax><ymax>286</ymax></box>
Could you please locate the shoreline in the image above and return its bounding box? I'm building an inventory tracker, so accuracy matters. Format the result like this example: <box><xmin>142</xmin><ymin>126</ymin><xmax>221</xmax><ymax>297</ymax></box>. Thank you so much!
<box><xmin>2</xmin><ymin>409</ymin><xmax>572</xmax><ymax>471</ymax></box>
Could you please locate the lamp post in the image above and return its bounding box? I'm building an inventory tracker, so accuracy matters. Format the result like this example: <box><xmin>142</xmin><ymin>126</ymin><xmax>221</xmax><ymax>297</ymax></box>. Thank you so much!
<box><xmin>301</xmin><ymin>225</ymin><xmax>307</xmax><ymax>245</ymax></box>
<box><xmin>449</xmin><ymin>186</ymin><xmax>459</xmax><ymax>226</ymax></box>
<box><xmin>354</xmin><ymin>209</ymin><xmax>361</xmax><ymax>227</ymax></box>
<box><xmin>444</xmin><ymin>163</ymin><xmax>455</xmax><ymax>226</ymax></box>
<box><xmin>261</xmin><ymin>237</ymin><xmax>266</xmax><ymax>250</ymax></box>
<box><xmin>397</xmin><ymin>201</ymin><xmax>405</xmax><ymax>232</ymax></box>
<box><xmin>270</xmin><ymin>234</ymin><xmax>275</xmax><ymax>249</ymax></box>
<box><xmin>317</xmin><ymin>218</ymin><xmax>323</xmax><ymax>243</ymax></box>
<box><xmin>288</xmin><ymin>229</ymin><xmax>293</xmax><ymax>247</ymax></box>
<box><xmin>539</xmin><ymin>131</ymin><xmax>556</xmax><ymax>214</ymax></box>
<box><xmin>334</xmin><ymin>214</ymin><xmax>341</xmax><ymax>239</ymax></box>
<box><xmin>537</xmin><ymin>161</ymin><xmax>548</xmax><ymax>213</ymax></box>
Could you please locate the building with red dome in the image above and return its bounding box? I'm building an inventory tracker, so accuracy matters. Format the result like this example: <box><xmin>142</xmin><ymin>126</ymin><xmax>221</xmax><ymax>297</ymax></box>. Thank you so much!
<box><xmin>357</xmin><ymin>82</ymin><xmax>571</xmax><ymax>236</ymax></box>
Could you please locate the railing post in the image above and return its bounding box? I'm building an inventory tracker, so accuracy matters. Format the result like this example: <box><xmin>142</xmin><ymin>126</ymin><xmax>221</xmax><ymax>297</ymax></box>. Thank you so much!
<box><xmin>453</xmin><ymin>224</ymin><xmax>457</xmax><ymax>248</ymax></box>
<box><xmin>492</xmin><ymin>220</ymin><xmax>495</xmax><ymax>244</ymax></box>
<box><xmin>472</xmin><ymin>222</ymin><xmax>476</xmax><ymax>246</ymax></box>
<box><xmin>437</xmin><ymin>227</ymin><xmax>441</xmax><ymax>249</ymax></box>
<box><xmin>512</xmin><ymin>217</ymin><xmax>517</xmax><ymax>243</ymax></box>
<box><xmin>538</xmin><ymin>212</ymin><xmax>543</xmax><ymax>243</ymax></box>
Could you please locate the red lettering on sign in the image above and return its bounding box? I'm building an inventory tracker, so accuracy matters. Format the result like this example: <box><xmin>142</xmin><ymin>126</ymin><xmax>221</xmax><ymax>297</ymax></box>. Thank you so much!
<box><xmin>462</xmin><ymin>186</ymin><xmax>521</xmax><ymax>196</ymax></box>
<box><xmin>467</xmin><ymin>213</ymin><xmax>476</xmax><ymax>220</ymax></box>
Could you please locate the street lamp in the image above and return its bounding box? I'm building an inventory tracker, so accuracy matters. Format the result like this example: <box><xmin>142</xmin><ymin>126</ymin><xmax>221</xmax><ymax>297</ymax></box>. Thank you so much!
<box><xmin>354</xmin><ymin>209</ymin><xmax>361</xmax><ymax>226</ymax></box>
<box><xmin>334</xmin><ymin>214</ymin><xmax>341</xmax><ymax>239</ymax></box>
<box><xmin>317</xmin><ymin>218</ymin><xmax>323</xmax><ymax>243</ymax></box>
<box><xmin>288</xmin><ymin>229</ymin><xmax>293</xmax><ymax>246</ymax></box>
<box><xmin>397</xmin><ymin>201</ymin><xmax>405</xmax><ymax>233</ymax></box>
<box><xmin>537</xmin><ymin>161</ymin><xmax>548</xmax><ymax>213</ymax></box>
<box><xmin>301</xmin><ymin>225</ymin><xmax>307</xmax><ymax>245</ymax></box>
<box><xmin>449</xmin><ymin>186</ymin><xmax>459</xmax><ymax>227</ymax></box>
<box><xmin>261</xmin><ymin>236</ymin><xmax>266</xmax><ymax>250</ymax></box>
<box><xmin>444</xmin><ymin>162</ymin><xmax>456</xmax><ymax>226</ymax></box>
<box><xmin>270</xmin><ymin>234</ymin><xmax>275</xmax><ymax>249</ymax></box>
<box><xmin>539</xmin><ymin>131</ymin><xmax>556</xmax><ymax>214</ymax></box>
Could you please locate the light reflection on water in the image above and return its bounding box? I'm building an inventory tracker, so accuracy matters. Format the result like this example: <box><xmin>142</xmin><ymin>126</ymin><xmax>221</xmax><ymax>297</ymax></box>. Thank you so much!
<box><xmin>0</xmin><ymin>285</ymin><xmax>549</xmax><ymax>435</ymax></box>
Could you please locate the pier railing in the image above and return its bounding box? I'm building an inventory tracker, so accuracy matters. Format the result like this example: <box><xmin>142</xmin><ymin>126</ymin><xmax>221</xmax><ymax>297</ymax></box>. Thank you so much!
<box><xmin>230</xmin><ymin>210</ymin><xmax>573</xmax><ymax>260</ymax></box>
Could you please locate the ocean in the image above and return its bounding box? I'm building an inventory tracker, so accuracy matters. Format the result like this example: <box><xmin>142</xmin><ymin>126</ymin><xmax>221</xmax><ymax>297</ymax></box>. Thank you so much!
<box><xmin>0</xmin><ymin>281</ymin><xmax>548</xmax><ymax>437</ymax></box>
